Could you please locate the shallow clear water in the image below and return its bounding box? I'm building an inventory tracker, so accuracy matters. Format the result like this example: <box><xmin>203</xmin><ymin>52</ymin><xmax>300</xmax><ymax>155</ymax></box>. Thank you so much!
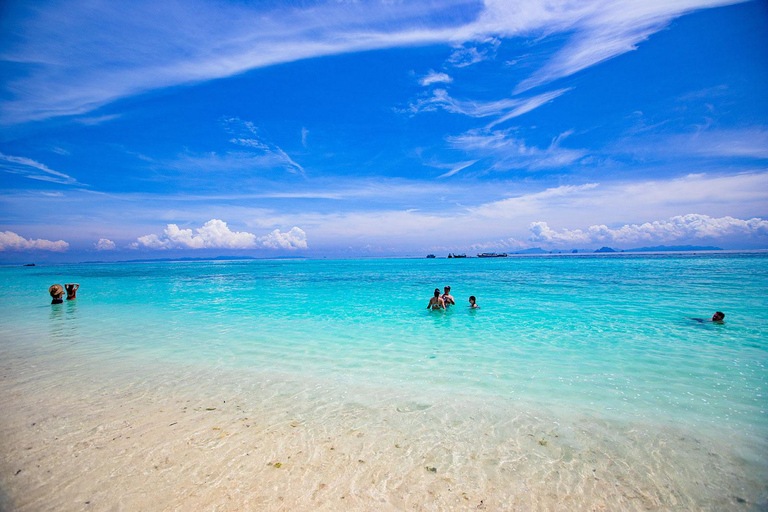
<box><xmin>1</xmin><ymin>254</ymin><xmax>767</xmax><ymax>448</ymax></box>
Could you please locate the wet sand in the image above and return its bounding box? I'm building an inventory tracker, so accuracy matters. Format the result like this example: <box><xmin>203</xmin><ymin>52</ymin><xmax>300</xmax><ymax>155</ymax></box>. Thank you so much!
<box><xmin>0</xmin><ymin>348</ymin><xmax>765</xmax><ymax>511</ymax></box>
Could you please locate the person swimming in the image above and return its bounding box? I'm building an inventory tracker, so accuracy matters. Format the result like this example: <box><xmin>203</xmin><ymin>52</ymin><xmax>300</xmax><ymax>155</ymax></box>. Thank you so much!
<box><xmin>65</xmin><ymin>283</ymin><xmax>79</xmax><ymax>300</ymax></box>
<box><xmin>469</xmin><ymin>295</ymin><xmax>480</xmax><ymax>309</ymax></box>
<box><xmin>427</xmin><ymin>288</ymin><xmax>445</xmax><ymax>310</ymax></box>
<box><xmin>49</xmin><ymin>284</ymin><xmax>64</xmax><ymax>304</ymax></box>
<box><xmin>690</xmin><ymin>311</ymin><xmax>725</xmax><ymax>323</ymax></box>
<box><xmin>441</xmin><ymin>286</ymin><xmax>455</xmax><ymax>306</ymax></box>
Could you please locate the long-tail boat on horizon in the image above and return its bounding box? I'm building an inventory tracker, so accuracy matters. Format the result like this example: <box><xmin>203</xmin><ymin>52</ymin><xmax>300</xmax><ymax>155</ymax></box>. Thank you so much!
<box><xmin>477</xmin><ymin>252</ymin><xmax>508</xmax><ymax>258</ymax></box>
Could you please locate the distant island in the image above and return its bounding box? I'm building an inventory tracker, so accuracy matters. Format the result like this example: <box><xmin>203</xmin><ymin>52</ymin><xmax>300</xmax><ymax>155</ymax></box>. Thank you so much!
<box><xmin>622</xmin><ymin>245</ymin><xmax>723</xmax><ymax>252</ymax></box>
<box><xmin>511</xmin><ymin>245</ymin><xmax>724</xmax><ymax>255</ymax></box>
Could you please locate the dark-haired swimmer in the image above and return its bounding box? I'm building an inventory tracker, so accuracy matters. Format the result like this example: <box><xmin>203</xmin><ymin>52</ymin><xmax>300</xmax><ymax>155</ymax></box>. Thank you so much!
<box><xmin>427</xmin><ymin>288</ymin><xmax>445</xmax><ymax>310</ymax></box>
<box><xmin>690</xmin><ymin>311</ymin><xmax>725</xmax><ymax>323</ymax></box>
<box><xmin>442</xmin><ymin>286</ymin><xmax>455</xmax><ymax>306</ymax></box>
<box><xmin>469</xmin><ymin>296</ymin><xmax>480</xmax><ymax>309</ymax></box>
<box><xmin>65</xmin><ymin>283</ymin><xmax>79</xmax><ymax>300</ymax></box>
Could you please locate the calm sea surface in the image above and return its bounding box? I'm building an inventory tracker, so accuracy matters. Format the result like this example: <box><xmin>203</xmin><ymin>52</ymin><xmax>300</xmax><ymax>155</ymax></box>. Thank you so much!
<box><xmin>1</xmin><ymin>253</ymin><xmax>766</xmax><ymax>466</ymax></box>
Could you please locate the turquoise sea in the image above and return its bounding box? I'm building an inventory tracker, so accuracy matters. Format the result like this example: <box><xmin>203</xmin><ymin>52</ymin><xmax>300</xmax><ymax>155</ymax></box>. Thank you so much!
<box><xmin>1</xmin><ymin>253</ymin><xmax>767</xmax><ymax>508</ymax></box>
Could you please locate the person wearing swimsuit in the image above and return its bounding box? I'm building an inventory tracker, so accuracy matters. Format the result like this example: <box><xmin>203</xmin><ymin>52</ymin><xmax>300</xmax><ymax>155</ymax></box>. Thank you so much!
<box><xmin>427</xmin><ymin>288</ymin><xmax>445</xmax><ymax>310</ymax></box>
<box><xmin>441</xmin><ymin>286</ymin><xmax>455</xmax><ymax>306</ymax></box>
<box><xmin>65</xmin><ymin>283</ymin><xmax>79</xmax><ymax>300</ymax></box>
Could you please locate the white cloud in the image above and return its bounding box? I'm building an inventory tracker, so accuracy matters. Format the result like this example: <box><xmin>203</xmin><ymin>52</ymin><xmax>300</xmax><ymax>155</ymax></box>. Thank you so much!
<box><xmin>470</xmin><ymin>237</ymin><xmax>527</xmax><ymax>251</ymax></box>
<box><xmin>419</xmin><ymin>71</ymin><xmax>453</xmax><ymax>86</ymax></box>
<box><xmin>0</xmin><ymin>0</ymin><xmax>743</xmax><ymax>123</ymax></box>
<box><xmin>75</xmin><ymin>113</ymin><xmax>121</xmax><ymax>125</ymax></box>
<box><xmin>408</xmin><ymin>88</ymin><xmax>569</xmax><ymax>123</ymax></box>
<box><xmin>528</xmin><ymin>214</ymin><xmax>768</xmax><ymax>246</ymax></box>
<box><xmin>471</xmin><ymin>172</ymin><xmax>768</xmax><ymax>226</ymax></box>
<box><xmin>257</xmin><ymin>227</ymin><xmax>308</xmax><ymax>250</ymax></box>
<box><xmin>437</xmin><ymin>160</ymin><xmax>478</xmax><ymax>178</ymax></box>
<box><xmin>448</xmin><ymin>128</ymin><xmax>586</xmax><ymax>171</ymax></box>
<box><xmin>0</xmin><ymin>231</ymin><xmax>69</xmax><ymax>252</ymax></box>
<box><xmin>622</xmin><ymin>127</ymin><xmax>768</xmax><ymax>160</ymax></box>
<box><xmin>0</xmin><ymin>152</ymin><xmax>78</xmax><ymax>185</ymax></box>
<box><xmin>511</xmin><ymin>0</ymin><xmax>746</xmax><ymax>93</ymax></box>
<box><xmin>448</xmin><ymin>39</ymin><xmax>500</xmax><ymax>68</ymax></box>
<box><xmin>301</xmin><ymin>127</ymin><xmax>309</xmax><ymax>148</ymax></box>
<box><xmin>223</xmin><ymin>117</ymin><xmax>304</xmax><ymax>174</ymax></box>
<box><xmin>94</xmin><ymin>238</ymin><xmax>116</xmax><ymax>250</ymax></box>
<box><xmin>134</xmin><ymin>219</ymin><xmax>307</xmax><ymax>250</ymax></box>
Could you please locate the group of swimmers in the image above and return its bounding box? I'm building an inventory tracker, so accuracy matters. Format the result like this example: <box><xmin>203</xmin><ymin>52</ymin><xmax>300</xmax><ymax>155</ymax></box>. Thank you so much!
<box><xmin>49</xmin><ymin>283</ymin><xmax>79</xmax><ymax>304</ymax></box>
<box><xmin>427</xmin><ymin>286</ymin><xmax>479</xmax><ymax>310</ymax></box>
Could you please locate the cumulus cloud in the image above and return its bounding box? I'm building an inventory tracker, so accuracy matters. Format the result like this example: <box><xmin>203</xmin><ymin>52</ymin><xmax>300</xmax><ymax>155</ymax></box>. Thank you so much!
<box><xmin>419</xmin><ymin>71</ymin><xmax>452</xmax><ymax>86</ymax></box>
<box><xmin>528</xmin><ymin>214</ymin><xmax>768</xmax><ymax>246</ymax></box>
<box><xmin>257</xmin><ymin>227</ymin><xmax>308</xmax><ymax>250</ymax></box>
<box><xmin>0</xmin><ymin>152</ymin><xmax>78</xmax><ymax>185</ymax></box>
<box><xmin>134</xmin><ymin>219</ymin><xmax>307</xmax><ymax>250</ymax></box>
<box><xmin>0</xmin><ymin>231</ymin><xmax>69</xmax><ymax>252</ymax></box>
<box><xmin>94</xmin><ymin>238</ymin><xmax>116</xmax><ymax>250</ymax></box>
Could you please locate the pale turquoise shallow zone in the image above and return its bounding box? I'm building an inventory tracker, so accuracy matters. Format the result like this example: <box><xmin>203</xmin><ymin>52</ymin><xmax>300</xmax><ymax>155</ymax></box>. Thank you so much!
<box><xmin>1</xmin><ymin>254</ymin><xmax>766</xmax><ymax>443</ymax></box>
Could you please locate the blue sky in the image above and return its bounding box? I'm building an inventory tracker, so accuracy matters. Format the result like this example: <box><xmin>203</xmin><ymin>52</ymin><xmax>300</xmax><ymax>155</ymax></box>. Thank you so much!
<box><xmin>1</xmin><ymin>0</ymin><xmax>767</xmax><ymax>261</ymax></box>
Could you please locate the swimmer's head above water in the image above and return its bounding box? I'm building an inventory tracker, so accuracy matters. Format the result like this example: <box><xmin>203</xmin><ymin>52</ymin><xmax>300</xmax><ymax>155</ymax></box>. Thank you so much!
<box><xmin>712</xmin><ymin>311</ymin><xmax>725</xmax><ymax>322</ymax></box>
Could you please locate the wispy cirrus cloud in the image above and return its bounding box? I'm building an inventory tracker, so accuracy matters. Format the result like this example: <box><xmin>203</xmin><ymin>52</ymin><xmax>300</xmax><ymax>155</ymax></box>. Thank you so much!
<box><xmin>407</xmin><ymin>88</ymin><xmax>569</xmax><ymax>123</ymax></box>
<box><xmin>448</xmin><ymin>38</ymin><xmax>500</xmax><ymax>67</ymax></box>
<box><xmin>0</xmin><ymin>230</ymin><xmax>69</xmax><ymax>252</ymax></box>
<box><xmin>159</xmin><ymin>117</ymin><xmax>305</xmax><ymax>179</ymax></box>
<box><xmin>0</xmin><ymin>152</ymin><xmax>79</xmax><ymax>185</ymax></box>
<box><xmin>419</xmin><ymin>71</ymin><xmax>453</xmax><ymax>86</ymax></box>
<box><xmin>0</xmin><ymin>0</ymin><xmax>743</xmax><ymax>123</ymax></box>
<box><xmin>510</xmin><ymin>0</ymin><xmax>747</xmax><ymax>93</ymax></box>
<box><xmin>437</xmin><ymin>160</ymin><xmax>478</xmax><ymax>179</ymax></box>
<box><xmin>223</xmin><ymin>117</ymin><xmax>304</xmax><ymax>175</ymax></box>
<box><xmin>447</xmin><ymin>128</ymin><xmax>587</xmax><ymax>171</ymax></box>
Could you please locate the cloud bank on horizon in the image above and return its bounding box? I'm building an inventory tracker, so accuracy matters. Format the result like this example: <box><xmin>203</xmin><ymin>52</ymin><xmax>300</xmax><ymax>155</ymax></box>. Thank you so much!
<box><xmin>0</xmin><ymin>0</ymin><xmax>766</xmax><ymax>259</ymax></box>
<box><xmin>132</xmin><ymin>220</ymin><xmax>307</xmax><ymax>251</ymax></box>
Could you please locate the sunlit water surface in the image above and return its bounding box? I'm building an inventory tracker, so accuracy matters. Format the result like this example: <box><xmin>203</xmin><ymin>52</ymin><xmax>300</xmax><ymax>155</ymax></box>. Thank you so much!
<box><xmin>1</xmin><ymin>254</ymin><xmax>766</xmax><ymax>507</ymax></box>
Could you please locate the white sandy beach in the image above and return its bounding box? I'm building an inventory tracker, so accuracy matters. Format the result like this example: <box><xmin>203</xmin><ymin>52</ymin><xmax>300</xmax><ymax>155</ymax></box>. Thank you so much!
<box><xmin>0</xmin><ymin>344</ymin><xmax>763</xmax><ymax>512</ymax></box>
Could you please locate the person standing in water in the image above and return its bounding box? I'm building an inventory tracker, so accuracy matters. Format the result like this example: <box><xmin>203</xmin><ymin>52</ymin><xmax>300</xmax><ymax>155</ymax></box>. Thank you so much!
<box><xmin>49</xmin><ymin>284</ymin><xmax>64</xmax><ymax>304</ymax></box>
<box><xmin>427</xmin><ymin>288</ymin><xmax>445</xmax><ymax>310</ymax></box>
<box><xmin>441</xmin><ymin>286</ymin><xmax>455</xmax><ymax>306</ymax></box>
<box><xmin>65</xmin><ymin>283</ymin><xmax>79</xmax><ymax>300</ymax></box>
<box><xmin>469</xmin><ymin>296</ymin><xmax>480</xmax><ymax>309</ymax></box>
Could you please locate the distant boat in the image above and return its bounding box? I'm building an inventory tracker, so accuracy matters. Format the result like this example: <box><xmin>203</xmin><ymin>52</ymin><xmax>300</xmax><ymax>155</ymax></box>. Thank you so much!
<box><xmin>426</xmin><ymin>254</ymin><xmax>436</xmax><ymax>258</ymax></box>
<box><xmin>477</xmin><ymin>252</ymin><xmax>507</xmax><ymax>258</ymax></box>
<box><xmin>448</xmin><ymin>253</ymin><xmax>467</xmax><ymax>258</ymax></box>
<box><xmin>23</xmin><ymin>263</ymin><xmax>36</xmax><ymax>266</ymax></box>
